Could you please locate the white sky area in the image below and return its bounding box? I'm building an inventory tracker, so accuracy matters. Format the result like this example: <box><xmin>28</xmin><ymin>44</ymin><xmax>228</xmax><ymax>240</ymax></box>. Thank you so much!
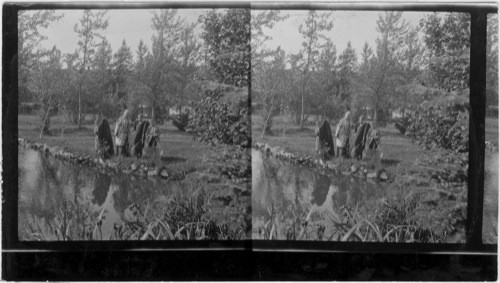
<box><xmin>256</xmin><ymin>10</ymin><xmax>431</xmax><ymax>62</ymax></box>
<box><xmin>32</xmin><ymin>9</ymin><xmax>461</xmax><ymax>63</ymax></box>
<box><xmin>35</xmin><ymin>9</ymin><xmax>206</xmax><ymax>60</ymax></box>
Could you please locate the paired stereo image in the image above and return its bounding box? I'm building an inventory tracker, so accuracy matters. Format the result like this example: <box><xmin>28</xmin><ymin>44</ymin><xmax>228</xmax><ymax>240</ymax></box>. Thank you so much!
<box><xmin>16</xmin><ymin>8</ymin><xmax>497</xmax><ymax>244</ymax></box>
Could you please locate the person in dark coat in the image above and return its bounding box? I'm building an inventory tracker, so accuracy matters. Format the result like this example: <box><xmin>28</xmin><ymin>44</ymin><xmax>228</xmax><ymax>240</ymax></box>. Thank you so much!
<box><xmin>316</xmin><ymin>119</ymin><xmax>335</xmax><ymax>160</ymax></box>
<box><xmin>130</xmin><ymin>119</ymin><xmax>150</xmax><ymax>158</ymax></box>
<box><xmin>94</xmin><ymin>114</ymin><xmax>114</xmax><ymax>159</ymax></box>
<box><xmin>354</xmin><ymin>114</ymin><xmax>365</xmax><ymax>133</ymax></box>
<box><xmin>352</xmin><ymin>121</ymin><xmax>371</xmax><ymax>160</ymax></box>
<box><xmin>133</xmin><ymin>113</ymin><xmax>143</xmax><ymax>132</ymax></box>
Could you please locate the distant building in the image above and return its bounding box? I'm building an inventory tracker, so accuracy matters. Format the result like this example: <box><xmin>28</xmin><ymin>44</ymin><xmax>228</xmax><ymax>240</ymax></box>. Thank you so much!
<box><xmin>168</xmin><ymin>105</ymin><xmax>192</xmax><ymax>117</ymax></box>
<box><xmin>137</xmin><ymin>104</ymin><xmax>152</xmax><ymax>117</ymax></box>
<box><xmin>391</xmin><ymin>109</ymin><xmax>403</xmax><ymax>120</ymax></box>
<box><xmin>19</xmin><ymin>102</ymin><xmax>42</xmax><ymax>114</ymax></box>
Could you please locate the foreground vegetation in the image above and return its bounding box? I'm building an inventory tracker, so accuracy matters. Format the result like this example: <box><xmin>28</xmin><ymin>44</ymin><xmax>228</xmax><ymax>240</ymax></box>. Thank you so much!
<box><xmin>252</xmin><ymin>113</ymin><xmax>498</xmax><ymax>243</ymax></box>
<box><xmin>19</xmin><ymin>141</ymin><xmax>251</xmax><ymax>241</ymax></box>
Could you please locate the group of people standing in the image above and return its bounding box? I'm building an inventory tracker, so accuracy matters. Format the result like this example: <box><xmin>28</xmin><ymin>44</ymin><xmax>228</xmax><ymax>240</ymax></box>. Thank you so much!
<box><xmin>316</xmin><ymin>110</ymin><xmax>381</xmax><ymax>161</ymax></box>
<box><xmin>94</xmin><ymin>109</ymin><xmax>161</xmax><ymax>159</ymax></box>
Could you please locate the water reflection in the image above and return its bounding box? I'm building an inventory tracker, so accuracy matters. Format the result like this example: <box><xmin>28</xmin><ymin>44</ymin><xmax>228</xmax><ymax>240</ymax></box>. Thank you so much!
<box><xmin>18</xmin><ymin>147</ymin><xmax>208</xmax><ymax>240</ymax></box>
<box><xmin>252</xmin><ymin>149</ymin><xmax>387</xmax><ymax>240</ymax></box>
<box><xmin>483</xmin><ymin>153</ymin><xmax>498</xmax><ymax>243</ymax></box>
<box><xmin>92</xmin><ymin>173</ymin><xmax>111</xmax><ymax>206</ymax></box>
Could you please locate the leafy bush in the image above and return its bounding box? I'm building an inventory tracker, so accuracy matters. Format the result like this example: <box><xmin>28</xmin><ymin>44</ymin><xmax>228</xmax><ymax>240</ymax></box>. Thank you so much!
<box><xmin>406</xmin><ymin>101</ymin><xmax>469</xmax><ymax>152</ymax></box>
<box><xmin>172</xmin><ymin>112</ymin><xmax>190</xmax><ymax>132</ymax></box>
<box><xmin>199</xmin><ymin>9</ymin><xmax>251</xmax><ymax>87</ymax></box>
<box><xmin>186</xmin><ymin>96</ymin><xmax>250</xmax><ymax>148</ymax></box>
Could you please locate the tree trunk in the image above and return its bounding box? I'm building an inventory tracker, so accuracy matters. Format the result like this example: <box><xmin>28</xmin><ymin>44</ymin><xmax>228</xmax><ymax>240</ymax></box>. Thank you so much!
<box><xmin>40</xmin><ymin>94</ymin><xmax>54</xmax><ymax>139</ymax></box>
<box><xmin>261</xmin><ymin>103</ymin><xmax>274</xmax><ymax>139</ymax></box>
<box><xmin>40</xmin><ymin>109</ymin><xmax>52</xmax><ymax>138</ymax></box>
<box><xmin>151</xmin><ymin>102</ymin><xmax>156</xmax><ymax>125</ymax></box>
<box><xmin>300</xmin><ymin>90</ymin><xmax>305</xmax><ymax>128</ymax></box>
<box><xmin>77</xmin><ymin>91</ymin><xmax>82</xmax><ymax>128</ymax></box>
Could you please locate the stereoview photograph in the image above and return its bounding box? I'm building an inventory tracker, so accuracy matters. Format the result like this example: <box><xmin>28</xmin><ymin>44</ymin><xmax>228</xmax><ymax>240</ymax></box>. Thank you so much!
<box><xmin>252</xmin><ymin>10</ymin><xmax>498</xmax><ymax>243</ymax></box>
<box><xmin>18</xmin><ymin>8</ymin><xmax>251</xmax><ymax>240</ymax></box>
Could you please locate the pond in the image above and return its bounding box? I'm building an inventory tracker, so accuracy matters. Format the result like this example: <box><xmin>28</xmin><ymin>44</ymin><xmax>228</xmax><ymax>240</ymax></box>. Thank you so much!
<box><xmin>252</xmin><ymin>149</ymin><xmax>396</xmax><ymax>241</ymax></box>
<box><xmin>483</xmin><ymin>152</ymin><xmax>499</xmax><ymax>244</ymax></box>
<box><xmin>252</xmin><ymin>148</ymin><xmax>498</xmax><ymax>243</ymax></box>
<box><xmin>18</xmin><ymin>146</ymin><xmax>250</xmax><ymax>240</ymax></box>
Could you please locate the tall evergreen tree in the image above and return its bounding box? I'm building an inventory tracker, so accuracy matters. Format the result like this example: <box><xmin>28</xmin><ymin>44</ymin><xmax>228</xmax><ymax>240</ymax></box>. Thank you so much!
<box><xmin>73</xmin><ymin>10</ymin><xmax>109</xmax><ymax>127</ymax></box>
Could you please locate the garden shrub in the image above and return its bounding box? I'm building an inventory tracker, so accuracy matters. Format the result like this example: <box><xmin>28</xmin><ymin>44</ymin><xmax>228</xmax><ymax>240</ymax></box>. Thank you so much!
<box><xmin>406</xmin><ymin>100</ymin><xmax>469</xmax><ymax>153</ymax></box>
<box><xmin>186</xmin><ymin>96</ymin><xmax>250</xmax><ymax>148</ymax></box>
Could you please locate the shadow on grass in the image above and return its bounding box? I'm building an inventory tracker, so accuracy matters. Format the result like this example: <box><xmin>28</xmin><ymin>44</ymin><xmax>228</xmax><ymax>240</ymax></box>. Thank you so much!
<box><xmin>281</xmin><ymin>127</ymin><xmax>314</xmax><ymax>135</ymax></box>
<box><xmin>160</xmin><ymin>156</ymin><xmax>187</xmax><ymax>164</ymax></box>
<box><xmin>159</xmin><ymin>128</ymin><xmax>193</xmax><ymax>137</ymax></box>
<box><xmin>381</xmin><ymin>158</ymin><xmax>401</xmax><ymax>167</ymax></box>
<box><xmin>53</xmin><ymin>126</ymin><xmax>93</xmax><ymax>135</ymax></box>
<box><xmin>380</xmin><ymin>127</ymin><xmax>404</xmax><ymax>139</ymax></box>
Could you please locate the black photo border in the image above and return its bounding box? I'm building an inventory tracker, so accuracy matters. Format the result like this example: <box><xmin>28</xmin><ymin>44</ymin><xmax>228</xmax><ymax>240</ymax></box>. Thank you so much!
<box><xmin>2</xmin><ymin>1</ymin><xmax>498</xmax><ymax>280</ymax></box>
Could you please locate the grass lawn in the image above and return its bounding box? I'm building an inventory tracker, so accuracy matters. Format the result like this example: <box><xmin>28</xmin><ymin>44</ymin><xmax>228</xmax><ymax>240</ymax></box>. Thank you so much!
<box><xmin>18</xmin><ymin>114</ymin><xmax>213</xmax><ymax>171</ymax></box>
<box><xmin>485</xmin><ymin>117</ymin><xmax>499</xmax><ymax>143</ymax></box>
<box><xmin>252</xmin><ymin>114</ymin><xmax>430</xmax><ymax>177</ymax></box>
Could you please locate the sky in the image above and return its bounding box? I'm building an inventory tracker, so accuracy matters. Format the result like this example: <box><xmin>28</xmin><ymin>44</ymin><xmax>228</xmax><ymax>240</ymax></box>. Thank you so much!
<box><xmin>256</xmin><ymin>10</ymin><xmax>431</xmax><ymax>62</ymax></box>
<box><xmin>35</xmin><ymin>9</ymin><xmax>206</xmax><ymax>60</ymax></box>
<box><xmin>33</xmin><ymin>9</ymin><xmax>445</xmax><ymax>64</ymax></box>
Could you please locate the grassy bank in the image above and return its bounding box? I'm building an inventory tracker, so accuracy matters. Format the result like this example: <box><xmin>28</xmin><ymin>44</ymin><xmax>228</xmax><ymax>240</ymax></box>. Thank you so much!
<box><xmin>252</xmin><ymin>115</ymin><xmax>498</xmax><ymax>177</ymax></box>
<box><xmin>252</xmin><ymin>115</ymin><xmax>431</xmax><ymax>178</ymax></box>
<box><xmin>19</xmin><ymin>114</ymin><xmax>213</xmax><ymax>172</ymax></box>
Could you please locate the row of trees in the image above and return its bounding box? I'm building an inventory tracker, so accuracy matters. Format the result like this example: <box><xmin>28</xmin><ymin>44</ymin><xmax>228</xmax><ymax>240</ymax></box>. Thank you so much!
<box><xmin>20</xmin><ymin>9</ymin><xmax>250</xmax><ymax>136</ymax></box>
<box><xmin>19</xmin><ymin>10</ymin><xmax>498</xmax><ymax>138</ymax></box>
<box><xmin>252</xmin><ymin>11</ymin><xmax>498</xmax><ymax>135</ymax></box>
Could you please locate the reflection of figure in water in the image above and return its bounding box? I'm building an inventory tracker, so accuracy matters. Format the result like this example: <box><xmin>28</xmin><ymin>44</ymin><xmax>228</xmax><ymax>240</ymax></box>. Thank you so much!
<box><xmin>112</xmin><ymin>177</ymin><xmax>152</xmax><ymax>224</ymax></box>
<box><xmin>92</xmin><ymin>172</ymin><xmax>111</xmax><ymax>206</ymax></box>
<box><xmin>112</xmin><ymin>178</ymin><xmax>134</xmax><ymax>217</ymax></box>
<box><xmin>311</xmin><ymin>174</ymin><xmax>332</xmax><ymax>207</ymax></box>
<box><xmin>298</xmin><ymin>180</ymin><xmax>341</xmax><ymax>240</ymax></box>
<box><xmin>311</xmin><ymin>174</ymin><xmax>344</xmax><ymax>220</ymax></box>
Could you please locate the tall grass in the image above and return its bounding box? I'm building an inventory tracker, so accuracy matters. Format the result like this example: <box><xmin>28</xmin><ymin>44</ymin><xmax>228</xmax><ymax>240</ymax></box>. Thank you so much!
<box><xmin>254</xmin><ymin>190</ymin><xmax>456</xmax><ymax>243</ymax></box>
<box><xmin>21</xmin><ymin>181</ymin><xmax>249</xmax><ymax>241</ymax></box>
